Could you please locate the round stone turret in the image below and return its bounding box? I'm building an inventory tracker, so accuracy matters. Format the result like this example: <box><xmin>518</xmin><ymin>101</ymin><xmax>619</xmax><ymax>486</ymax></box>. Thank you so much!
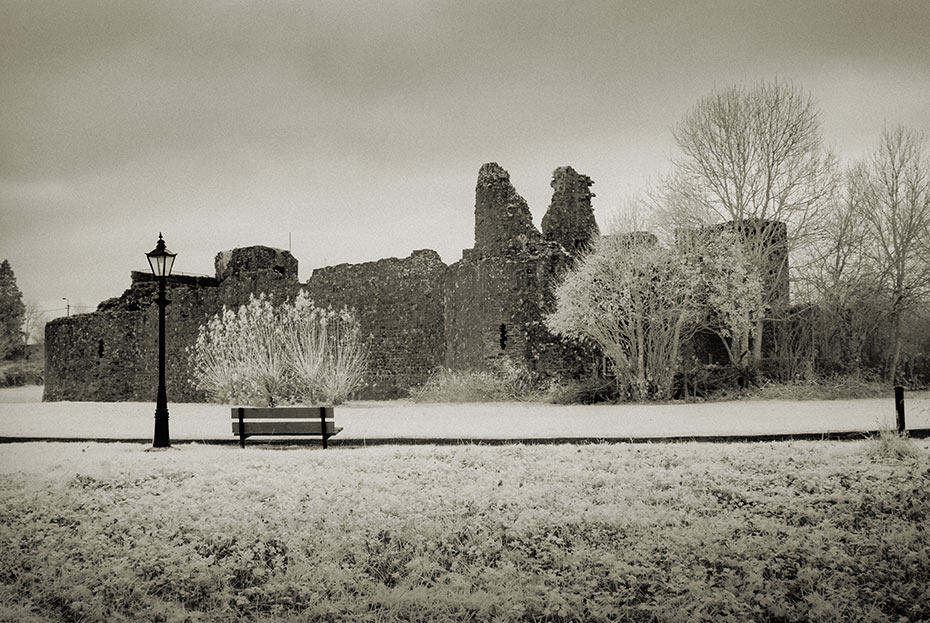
<box><xmin>214</xmin><ymin>246</ymin><xmax>298</xmax><ymax>281</ymax></box>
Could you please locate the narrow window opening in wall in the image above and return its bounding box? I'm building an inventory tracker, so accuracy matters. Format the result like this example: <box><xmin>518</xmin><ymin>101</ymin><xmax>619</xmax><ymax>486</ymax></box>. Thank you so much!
<box><xmin>98</xmin><ymin>340</ymin><xmax>104</xmax><ymax>358</ymax></box>
<box><xmin>499</xmin><ymin>324</ymin><xmax>507</xmax><ymax>350</ymax></box>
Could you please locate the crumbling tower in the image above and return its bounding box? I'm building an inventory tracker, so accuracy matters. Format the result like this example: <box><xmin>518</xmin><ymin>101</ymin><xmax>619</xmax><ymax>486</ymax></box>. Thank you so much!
<box><xmin>541</xmin><ymin>166</ymin><xmax>599</xmax><ymax>255</ymax></box>
<box><xmin>473</xmin><ymin>162</ymin><xmax>544</xmax><ymax>255</ymax></box>
<box><xmin>444</xmin><ymin>162</ymin><xmax>595</xmax><ymax>379</ymax></box>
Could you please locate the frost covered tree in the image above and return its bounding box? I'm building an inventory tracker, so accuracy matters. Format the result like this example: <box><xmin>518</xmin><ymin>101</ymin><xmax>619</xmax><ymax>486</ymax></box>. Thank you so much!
<box><xmin>0</xmin><ymin>260</ymin><xmax>25</xmax><ymax>358</ymax></box>
<box><xmin>545</xmin><ymin>234</ymin><xmax>703</xmax><ymax>401</ymax></box>
<box><xmin>678</xmin><ymin>229</ymin><xmax>765</xmax><ymax>377</ymax></box>
<box><xmin>546</xmin><ymin>229</ymin><xmax>764</xmax><ymax>399</ymax></box>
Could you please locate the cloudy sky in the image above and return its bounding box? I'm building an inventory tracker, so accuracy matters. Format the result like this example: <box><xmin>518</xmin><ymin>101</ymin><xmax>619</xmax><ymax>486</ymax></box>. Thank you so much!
<box><xmin>2</xmin><ymin>1</ymin><xmax>929</xmax><ymax>319</ymax></box>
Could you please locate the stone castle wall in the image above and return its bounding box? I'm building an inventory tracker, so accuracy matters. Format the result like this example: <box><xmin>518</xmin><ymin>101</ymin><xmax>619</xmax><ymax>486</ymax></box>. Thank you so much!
<box><xmin>44</xmin><ymin>249</ymin><xmax>302</xmax><ymax>403</ymax></box>
<box><xmin>303</xmin><ymin>250</ymin><xmax>447</xmax><ymax>399</ymax></box>
<box><xmin>44</xmin><ymin>245</ymin><xmax>450</xmax><ymax>402</ymax></box>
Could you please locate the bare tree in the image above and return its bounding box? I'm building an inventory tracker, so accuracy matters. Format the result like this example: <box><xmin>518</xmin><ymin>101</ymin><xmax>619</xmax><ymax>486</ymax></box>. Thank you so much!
<box><xmin>605</xmin><ymin>193</ymin><xmax>655</xmax><ymax>236</ymax></box>
<box><xmin>21</xmin><ymin>302</ymin><xmax>46</xmax><ymax>353</ymax></box>
<box><xmin>798</xmin><ymin>175</ymin><xmax>887</xmax><ymax>377</ymax></box>
<box><xmin>656</xmin><ymin>80</ymin><xmax>838</xmax><ymax>369</ymax></box>
<box><xmin>849</xmin><ymin>126</ymin><xmax>930</xmax><ymax>382</ymax></box>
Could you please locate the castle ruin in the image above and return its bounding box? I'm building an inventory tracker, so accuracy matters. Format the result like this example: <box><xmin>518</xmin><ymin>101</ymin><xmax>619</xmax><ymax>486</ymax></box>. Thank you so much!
<box><xmin>44</xmin><ymin>162</ymin><xmax>789</xmax><ymax>402</ymax></box>
<box><xmin>44</xmin><ymin>163</ymin><xmax>602</xmax><ymax>402</ymax></box>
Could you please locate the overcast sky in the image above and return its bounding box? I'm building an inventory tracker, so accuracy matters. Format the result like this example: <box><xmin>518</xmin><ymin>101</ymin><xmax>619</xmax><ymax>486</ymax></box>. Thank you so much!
<box><xmin>2</xmin><ymin>1</ymin><xmax>929</xmax><ymax>318</ymax></box>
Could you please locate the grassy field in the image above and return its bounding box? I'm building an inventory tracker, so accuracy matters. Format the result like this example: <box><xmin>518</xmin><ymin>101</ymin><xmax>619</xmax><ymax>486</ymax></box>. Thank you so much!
<box><xmin>1</xmin><ymin>438</ymin><xmax>928</xmax><ymax>622</ymax></box>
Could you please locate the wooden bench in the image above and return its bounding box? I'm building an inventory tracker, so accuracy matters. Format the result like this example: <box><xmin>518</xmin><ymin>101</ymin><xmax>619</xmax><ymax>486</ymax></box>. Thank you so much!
<box><xmin>231</xmin><ymin>406</ymin><xmax>341</xmax><ymax>448</ymax></box>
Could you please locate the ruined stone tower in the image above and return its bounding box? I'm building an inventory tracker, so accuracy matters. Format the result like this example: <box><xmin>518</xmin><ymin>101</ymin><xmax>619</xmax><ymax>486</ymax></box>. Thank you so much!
<box><xmin>443</xmin><ymin>163</ymin><xmax>596</xmax><ymax>378</ymax></box>
<box><xmin>473</xmin><ymin>162</ymin><xmax>544</xmax><ymax>254</ymax></box>
<box><xmin>541</xmin><ymin>166</ymin><xmax>599</xmax><ymax>255</ymax></box>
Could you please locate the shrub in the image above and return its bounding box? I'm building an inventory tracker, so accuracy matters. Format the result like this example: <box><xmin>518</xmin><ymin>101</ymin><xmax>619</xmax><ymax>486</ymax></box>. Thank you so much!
<box><xmin>282</xmin><ymin>296</ymin><xmax>367</xmax><ymax>405</ymax></box>
<box><xmin>189</xmin><ymin>292</ymin><xmax>367</xmax><ymax>406</ymax></box>
<box><xmin>411</xmin><ymin>358</ymin><xmax>540</xmax><ymax>403</ymax></box>
<box><xmin>0</xmin><ymin>359</ymin><xmax>43</xmax><ymax>387</ymax></box>
<box><xmin>546</xmin><ymin>235</ymin><xmax>703</xmax><ymax>401</ymax></box>
<box><xmin>546</xmin><ymin>231</ymin><xmax>763</xmax><ymax>401</ymax></box>
<box><xmin>542</xmin><ymin>375</ymin><xmax>618</xmax><ymax>404</ymax></box>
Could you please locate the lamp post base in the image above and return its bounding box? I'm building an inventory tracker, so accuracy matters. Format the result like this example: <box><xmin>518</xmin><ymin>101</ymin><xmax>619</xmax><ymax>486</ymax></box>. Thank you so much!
<box><xmin>153</xmin><ymin>417</ymin><xmax>170</xmax><ymax>447</ymax></box>
<box><xmin>153</xmin><ymin>388</ymin><xmax>171</xmax><ymax>448</ymax></box>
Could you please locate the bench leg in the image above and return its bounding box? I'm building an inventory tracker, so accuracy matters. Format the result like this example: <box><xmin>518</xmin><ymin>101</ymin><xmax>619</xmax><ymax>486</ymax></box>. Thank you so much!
<box><xmin>319</xmin><ymin>406</ymin><xmax>328</xmax><ymax>449</ymax></box>
<box><xmin>238</xmin><ymin>407</ymin><xmax>246</xmax><ymax>448</ymax></box>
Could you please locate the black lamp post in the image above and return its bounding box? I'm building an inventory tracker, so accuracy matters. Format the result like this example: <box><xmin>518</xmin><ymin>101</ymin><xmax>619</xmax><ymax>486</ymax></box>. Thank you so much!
<box><xmin>146</xmin><ymin>233</ymin><xmax>177</xmax><ymax>448</ymax></box>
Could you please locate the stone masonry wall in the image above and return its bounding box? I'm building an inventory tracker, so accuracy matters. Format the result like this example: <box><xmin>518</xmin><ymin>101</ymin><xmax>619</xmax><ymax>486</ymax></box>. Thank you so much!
<box><xmin>443</xmin><ymin>249</ymin><xmax>592</xmax><ymax>378</ymax></box>
<box><xmin>303</xmin><ymin>250</ymin><xmax>447</xmax><ymax>399</ymax></box>
<box><xmin>44</xmin><ymin>246</ymin><xmax>447</xmax><ymax>402</ymax></box>
<box><xmin>44</xmin><ymin>249</ymin><xmax>302</xmax><ymax>403</ymax></box>
<box><xmin>44</xmin><ymin>163</ymin><xmax>792</xmax><ymax>404</ymax></box>
<box><xmin>46</xmin><ymin>163</ymin><xmax>604</xmax><ymax>403</ymax></box>
<box><xmin>43</xmin><ymin>305</ymin><xmax>150</xmax><ymax>402</ymax></box>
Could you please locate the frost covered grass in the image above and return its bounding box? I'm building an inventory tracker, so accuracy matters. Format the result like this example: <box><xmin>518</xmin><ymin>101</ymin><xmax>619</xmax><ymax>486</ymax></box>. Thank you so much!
<box><xmin>867</xmin><ymin>428</ymin><xmax>926</xmax><ymax>461</ymax></box>
<box><xmin>751</xmin><ymin>376</ymin><xmax>890</xmax><ymax>401</ymax></box>
<box><xmin>1</xmin><ymin>440</ymin><xmax>929</xmax><ymax>622</ymax></box>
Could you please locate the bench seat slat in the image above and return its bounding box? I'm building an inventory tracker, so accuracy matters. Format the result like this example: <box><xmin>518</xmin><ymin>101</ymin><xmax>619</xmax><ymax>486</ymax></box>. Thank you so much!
<box><xmin>233</xmin><ymin>421</ymin><xmax>338</xmax><ymax>435</ymax></box>
<box><xmin>230</xmin><ymin>407</ymin><xmax>334</xmax><ymax>420</ymax></box>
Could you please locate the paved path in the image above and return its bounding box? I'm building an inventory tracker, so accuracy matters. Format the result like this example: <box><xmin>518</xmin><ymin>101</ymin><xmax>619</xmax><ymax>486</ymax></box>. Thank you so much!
<box><xmin>1</xmin><ymin>386</ymin><xmax>928</xmax><ymax>444</ymax></box>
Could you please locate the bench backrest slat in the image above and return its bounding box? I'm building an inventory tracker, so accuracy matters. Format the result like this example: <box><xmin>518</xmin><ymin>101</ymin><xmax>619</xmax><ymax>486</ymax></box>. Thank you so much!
<box><xmin>230</xmin><ymin>407</ymin><xmax>334</xmax><ymax>420</ymax></box>
<box><xmin>232</xmin><ymin>420</ymin><xmax>337</xmax><ymax>435</ymax></box>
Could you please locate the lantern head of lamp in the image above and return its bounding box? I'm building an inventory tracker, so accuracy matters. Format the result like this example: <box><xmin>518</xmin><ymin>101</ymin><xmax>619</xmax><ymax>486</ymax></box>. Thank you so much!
<box><xmin>146</xmin><ymin>233</ymin><xmax>177</xmax><ymax>278</ymax></box>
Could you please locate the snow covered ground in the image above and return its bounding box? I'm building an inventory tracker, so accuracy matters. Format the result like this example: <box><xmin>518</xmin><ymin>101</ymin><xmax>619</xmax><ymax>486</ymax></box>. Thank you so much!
<box><xmin>1</xmin><ymin>385</ymin><xmax>928</xmax><ymax>441</ymax></box>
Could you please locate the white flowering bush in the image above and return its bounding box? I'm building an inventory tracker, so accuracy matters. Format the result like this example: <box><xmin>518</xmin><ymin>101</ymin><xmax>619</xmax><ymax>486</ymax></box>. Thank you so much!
<box><xmin>282</xmin><ymin>293</ymin><xmax>367</xmax><ymax>405</ymax></box>
<box><xmin>190</xmin><ymin>292</ymin><xmax>367</xmax><ymax>406</ymax></box>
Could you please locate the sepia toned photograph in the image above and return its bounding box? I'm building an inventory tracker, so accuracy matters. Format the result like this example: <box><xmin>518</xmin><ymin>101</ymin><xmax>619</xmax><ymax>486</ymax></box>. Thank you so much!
<box><xmin>1</xmin><ymin>1</ymin><xmax>929</xmax><ymax>621</ymax></box>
